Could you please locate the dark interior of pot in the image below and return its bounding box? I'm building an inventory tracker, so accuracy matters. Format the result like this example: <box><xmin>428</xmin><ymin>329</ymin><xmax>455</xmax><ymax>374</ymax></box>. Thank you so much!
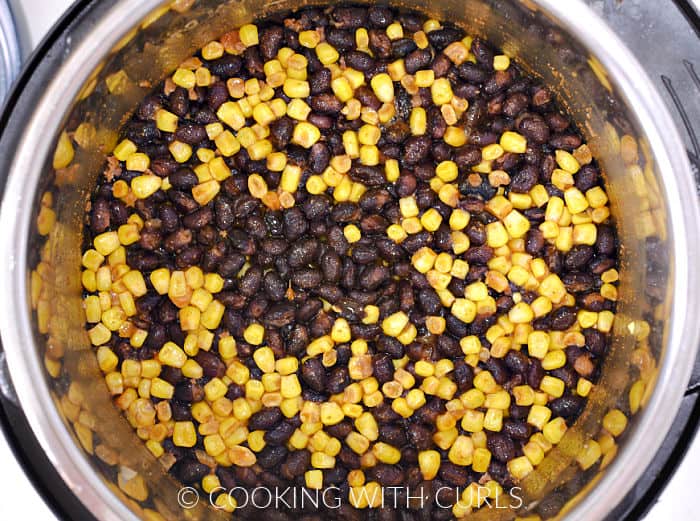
<box><xmin>25</xmin><ymin>1</ymin><xmax>672</xmax><ymax>519</ymax></box>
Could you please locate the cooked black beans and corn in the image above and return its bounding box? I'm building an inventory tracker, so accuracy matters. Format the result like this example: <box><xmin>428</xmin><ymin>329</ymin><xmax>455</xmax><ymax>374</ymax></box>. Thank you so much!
<box><xmin>79</xmin><ymin>4</ymin><xmax>621</xmax><ymax>518</ymax></box>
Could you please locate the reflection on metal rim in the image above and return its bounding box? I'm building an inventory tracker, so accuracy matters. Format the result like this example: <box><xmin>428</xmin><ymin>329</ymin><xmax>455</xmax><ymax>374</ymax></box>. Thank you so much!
<box><xmin>0</xmin><ymin>0</ymin><xmax>21</xmax><ymax>102</ymax></box>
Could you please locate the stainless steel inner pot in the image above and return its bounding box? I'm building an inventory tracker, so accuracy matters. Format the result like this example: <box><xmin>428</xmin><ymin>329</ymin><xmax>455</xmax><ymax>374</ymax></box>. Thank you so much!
<box><xmin>1</xmin><ymin>1</ymin><xmax>699</xmax><ymax>520</ymax></box>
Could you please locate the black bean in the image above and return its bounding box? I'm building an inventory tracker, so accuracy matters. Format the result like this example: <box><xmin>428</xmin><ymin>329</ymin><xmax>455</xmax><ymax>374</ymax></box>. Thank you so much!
<box><xmin>378</xmin><ymin>335</ymin><xmax>404</xmax><ymax>359</ymax></box>
<box><xmin>269</xmin><ymin>116</ymin><xmax>295</xmax><ymax>149</ymax></box>
<box><xmin>173</xmin><ymin>380</ymin><xmax>204</xmax><ymax>402</ymax></box>
<box><xmin>260</xmin><ymin>26</ymin><xmax>284</xmax><ymax>60</ymax></box>
<box><xmin>351</xmin><ymin>243</ymin><xmax>378</xmax><ymax>264</ymax></box>
<box><xmin>292</xmin><ymin>268</ymin><xmax>322</xmax><ymax>289</ymax></box>
<box><xmin>402</xmin><ymin>136</ymin><xmax>431</xmax><ymax>164</ymax></box>
<box><xmin>264</xmin><ymin>421</ymin><xmax>295</xmax><ymax>445</ymax></box>
<box><xmin>90</xmin><ymin>198</ymin><xmax>111</xmax><ymax>233</ymax></box>
<box><xmin>348</xmin><ymin>165</ymin><xmax>386</xmax><ymax>186</ymax></box>
<box><xmin>344</xmin><ymin>50</ymin><xmax>375</xmax><ymax>72</ymax></box>
<box><xmin>576</xmin><ymin>164</ymin><xmax>599</xmax><ymax>192</ymax></box>
<box><xmin>171</xmin><ymin>459</ymin><xmax>209</xmax><ymax>484</ymax></box>
<box><xmin>427</xmin><ymin>27</ymin><xmax>464</xmax><ymax>50</ymax></box>
<box><xmin>257</xmin><ymin>445</ymin><xmax>288</xmax><ymax>469</ymax></box>
<box><xmin>518</xmin><ymin>115</ymin><xmax>550</xmax><ymax>144</ymax></box>
<box><xmin>327</xmin><ymin>367</ymin><xmax>350</xmax><ymax>394</ymax></box>
<box><xmin>596</xmin><ymin>225</ymin><xmax>616</xmax><ymax>255</ymax></box>
<box><xmin>182</xmin><ymin>207</ymin><xmax>212</xmax><ymax>229</ymax></box>
<box><xmin>550</xmin><ymin>306</ymin><xmax>578</xmax><ymax>330</ymax></box>
<box><xmin>370</xmin><ymin>464</ymin><xmax>405</xmax><ymax>487</ymax></box>
<box><xmin>550</xmin><ymin>133</ymin><xmax>582</xmax><ymax>150</ymax></box>
<box><xmin>359</xmin><ymin>264</ymin><xmax>390</xmax><ymax>290</ymax></box>
<box><xmin>249</xmin><ymin>408</ymin><xmax>283</xmax><ymax>430</ymax></box>
<box><xmin>309</xmin><ymin>93</ymin><xmax>343</xmax><ymax>114</ymax></box>
<box><xmin>239</xmin><ymin>265</ymin><xmax>262</xmax><ymax>296</ymax></box>
<box><xmin>404</xmin><ymin>49</ymin><xmax>432</xmax><ymax>74</ymax></box>
<box><xmin>332</xmin><ymin>6</ymin><xmax>368</xmax><ymax>29</ymax></box>
<box><xmin>406</xmin><ymin>423</ymin><xmax>433</xmax><ymax>451</ymax></box>
<box><xmin>168</xmin><ymin>88</ymin><xmax>189</xmax><ymax>116</ymax></box>
<box><xmin>487</xmin><ymin>432</ymin><xmax>516</xmax><ymax>462</ymax></box>
<box><xmin>174</xmin><ymin>124</ymin><xmax>206</xmax><ymax>145</ymax></box>
<box><xmin>439</xmin><ymin>463</ymin><xmax>469</xmax><ymax>487</ymax></box>
<box><xmin>550</xmin><ymin>395</ymin><xmax>585</xmax><ymax>418</ymax></box>
<box><xmin>510</xmin><ymin>164</ymin><xmax>539</xmax><ymax>193</ymax></box>
<box><xmin>432</xmin><ymin>53</ymin><xmax>453</xmax><ymax>78</ymax></box>
<box><xmin>326</xmin><ymin>28</ymin><xmax>355</xmax><ymax>52</ymax></box>
<box><xmin>503</xmin><ymin>420</ymin><xmax>532</xmax><ymax>440</ymax></box>
<box><xmin>195</xmin><ymin>350</ymin><xmax>225</xmax><ymax>378</ymax></box>
<box><xmin>584</xmin><ymin>328</ymin><xmax>607</xmax><ymax>356</ymax></box>
<box><xmin>368</xmin><ymin>29</ymin><xmax>392</xmax><ymax>59</ymax></box>
<box><xmin>392</xmin><ymin>38</ymin><xmax>417</xmax><ymax>58</ymax></box>
<box><xmin>504</xmin><ymin>350</ymin><xmax>529</xmax><ymax>376</ymax></box>
<box><xmin>385</xmin><ymin>120</ymin><xmax>410</xmax><ymax>144</ymax></box>
<box><xmin>368</xmin><ymin>6</ymin><xmax>393</xmax><ymax>28</ymax></box>
<box><xmin>280</xmin><ymin>449</ymin><xmax>310</xmax><ymax>479</ymax></box>
<box><xmin>562</xmin><ymin>272</ymin><xmax>595</xmax><ymax>293</ymax></box>
<box><xmin>208</xmin><ymin>55</ymin><xmax>243</xmax><ymax>78</ymax></box>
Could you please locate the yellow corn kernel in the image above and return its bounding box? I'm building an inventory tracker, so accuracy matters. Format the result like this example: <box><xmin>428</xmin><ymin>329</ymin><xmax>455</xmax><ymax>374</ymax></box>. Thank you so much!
<box><xmin>381</xmin><ymin>311</ymin><xmax>409</xmax><ymax>337</ymax></box>
<box><xmin>493</xmin><ymin>55</ymin><xmax>511</xmax><ymax>71</ymax></box>
<box><xmin>603</xmin><ymin>409</ymin><xmax>628</xmax><ymax>437</ymax></box>
<box><xmin>468</xmin><ymin>282</ymin><xmax>492</xmax><ymax>302</ymax></box>
<box><xmin>556</xmin><ymin>149</ymin><xmax>580</xmax><ymax>174</ymax></box>
<box><xmin>435</xmin><ymin>160</ymin><xmax>458</xmax><ymax>182</ymax></box>
<box><xmin>281</xmin><ymin>78</ymin><xmax>309</xmax><ymax>98</ymax></box>
<box><xmin>431</xmin><ymin>78</ymin><xmax>453</xmax><ymax>105</ymax></box>
<box><xmin>241</xmin><ymin>322</ymin><xmax>264</xmax><ymax>346</ymax></box>
<box><xmin>543</xmin><ymin>417</ymin><xmax>568</xmax><ymax>445</ymax></box>
<box><xmin>355</xmin><ymin>412</ymin><xmax>379</xmax><ymax>441</ymax></box>
<box><xmin>239</xmin><ymin>24</ymin><xmax>259</xmax><ymax>46</ymax></box>
<box><xmin>527</xmin><ymin>404</ymin><xmax>552</xmax><ymax>430</ymax></box>
<box><xmin>113</xmin><ymin>138</ymin><xmax>137</xmax><ymax>161</ymax></box>
<box><xmin>280</xmin><ymin>374</ymin><xmax>301</xmax><ymax>398</ymax></box>
<box><xmin>314</xmin><ymin>41</ymin><xmax>339</xmax><ymax>64</ymax></box>
<box><xmin>540</xmin><ymin>375</ymin><xmax>565</xmax><ymax>398</ymax></box>
<box><xmin>483</xmin><ymin>408</ymin><xmax>503</xmax><ymax>431</ymax></box>
<box><xmin>304</xmin><ymin>469</ymin><xmax>323</xmax><ymax>490</ymax></box>
<box><xmin>418</xmin><ymin>209</ymin><xmax>441</xmax><ymax>233</ymax></box>
<box><xmin>298</xmin><ymin>29</ymin><xmax>320</xmax><ymax>48</ymax></box>
<box><xmin>372</xmin><ymin>442</ymin><xmax>401</xmax><ymax>465</ymax></box>
<box><xmin>414</xmin><ymin>69</ymin><xmax>434</xmax><ymax>88</ymax></box>
<box><xmin>573</xmin><ymin>222</ymin><xmax>598</xmax><ymax>245</ymax></box>
<box><xmin>408</xmin><ymin>107</ymin><xmax>427</xmax><ymax>135</ymax></box>
<box><xmin>443</xmin><ymin>126</ymin><xmax>467</xmax><ymax>148</ymax></box>
<box><xmin>508</xmin><ymin>455</ymin><xmax>534</xmax><ymax>479</ymax></box>
<box><xmin>292</xmin><ymin>121</ymin><xmax>321</xmax><ymax>149</ymax></box>
<box><xmin>459</xmin><ymin>409</ymin><xmax>483</xmax><ymax>433</ymax></box>
<box><xmin>370</xmin><ymin>73</ymin><xmax>394</xmax><ymax>103</ymax></box>
<box><xmin>503</xmin><ymin>209</ymin><xmax>531</xmax><ymax>238</ymax></box>
<box><xmin>577</xmin><ymin>439</ymin><xmax>602</xmax><ymax>470</ymax></box>
<box><xmin>346</xmin><ymin>431</ymin><xmax>370</xmax><ymax>455</ymax></box>
<box><xmin>418</xmin><ymin>450</ymin><xmax>441</xmax><ymax>480</ymax></box>
<box><xmin>53</xmin><ymin>131</ymin><xmax>75</xmax><ymax>168</ymax></box>
<box><xmin>172</xmin><ymin>67</ymin><xmax>196</xmax><ymax>89</ymax></box>
<box><xmin>541</xmin><ymin>349</ymin><xmax>567</xmax><ymax>371</ymax></box>
<box><xmin>500</xmin><ymin>131</ymin><xmax>527</xmax><ymax>153</ymax></box>
<box><xmin>173</xmin><ymin>421</ymin><xmax>197</xmax><ymax>447</ymax></box>
<box><xmin>539</xmin><ymin>274</ymin><xmax>567</xmax><ymax>303</ymax></box>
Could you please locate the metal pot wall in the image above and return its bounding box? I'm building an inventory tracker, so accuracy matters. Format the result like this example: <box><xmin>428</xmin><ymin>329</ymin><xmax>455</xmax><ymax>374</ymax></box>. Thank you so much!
<box><xmin>0</xmin><ymin>1</ymin><xmax>698</xmax><ymax>520</ymax></box>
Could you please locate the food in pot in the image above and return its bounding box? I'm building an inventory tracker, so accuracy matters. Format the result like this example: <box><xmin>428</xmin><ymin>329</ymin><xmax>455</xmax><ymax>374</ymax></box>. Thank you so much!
<box><xmin>80</xmin><ymin>4</ymin><xmax>619</xmax><ymax>517</ymax></box>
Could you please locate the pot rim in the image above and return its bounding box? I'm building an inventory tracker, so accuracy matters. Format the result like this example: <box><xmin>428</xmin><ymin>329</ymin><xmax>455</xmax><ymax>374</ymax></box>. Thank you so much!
<box><xmin>0</xmin><ymin>1</ymin><xmax>698</xmax><ymax>520</ymax></box>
